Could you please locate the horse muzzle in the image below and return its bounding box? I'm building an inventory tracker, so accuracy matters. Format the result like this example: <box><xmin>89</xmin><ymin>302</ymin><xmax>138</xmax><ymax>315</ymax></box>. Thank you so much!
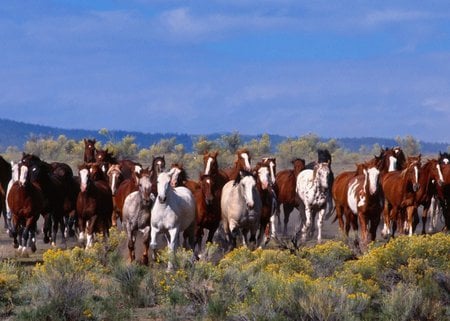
<box><xmin>413</xmin><ymin>183</ymin><xmax>420</xmax><ymax>192</ymax></box>
<box><xmin>158</xmin><ymin>195</ymin><xmax>166</xmax><ymax>203</ymax></box>
<box><xmin>247</xmin><ymin>201</ymin><xmax>254</xmax><ymax>210</ymax></box>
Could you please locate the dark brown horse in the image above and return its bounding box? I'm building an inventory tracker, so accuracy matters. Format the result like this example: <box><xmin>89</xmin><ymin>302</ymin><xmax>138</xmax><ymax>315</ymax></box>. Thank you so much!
<box><xmin>150</xmin><ymin>155</ymin><xmax>166</xmax><ymax>197</ymax></box>
<box><xmin>273</xmin><ymin>158</ymin><xmax>305</xmax><ymax>235</ymax></box>
<box><xmin>7</xmin><ymin>163</ymin><xmax>43</xmax><ymax>254</ymax></box>
<box><xmin>76</xmin><ymin>163</ymin><xmax>113</xmax><ymax>248</ymax></box>
<box><xmin>0</xmin><ymin>156</ymin><xmax>12</xmax><ymax>232</ymax></box>
<box><xmin>253</xmin><ymin>160</ymin><xmax>276</xmax><ymax>246</ymax></box>
<box><xmin>381</xmin><ymin>155</ymin><xmax>421</xmax><ymax>238</ymax></box>
<box><xmin>83</xmin><ymin>138</ymin><xmax>97</xmax><ymax>163</ymax></box>
<box><xmin>21</xmin><ymin>154</ymin><xmax>74</xmax><ymax>248</ymax></box>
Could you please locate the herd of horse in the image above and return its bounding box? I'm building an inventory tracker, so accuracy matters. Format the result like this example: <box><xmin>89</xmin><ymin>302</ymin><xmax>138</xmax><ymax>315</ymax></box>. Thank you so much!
<box><xmin>1</xmin><ymin>138</ymin><xmax>450</xmax><ymax>269</ymax></box>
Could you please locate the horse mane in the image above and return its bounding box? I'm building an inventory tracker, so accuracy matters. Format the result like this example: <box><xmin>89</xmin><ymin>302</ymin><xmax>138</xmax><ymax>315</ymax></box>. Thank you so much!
<box><xmin>233</xmin><ymin>170</ymin><xmax>254</xmax><ymax>186</ymax></box>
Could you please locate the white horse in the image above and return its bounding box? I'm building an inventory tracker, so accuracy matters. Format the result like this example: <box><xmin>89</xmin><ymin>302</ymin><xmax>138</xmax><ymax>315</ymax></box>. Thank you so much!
<box><xmin>150</xmin><ymin>171</ymin><xmax>196</xmax><ymax>270</ymax></box>
<box><xmin>122</xmin><ymin>168</ymin><xmax>153</xmax><ymax>265</ymax></box>
<box><xmin>221</xmin><ymin>170</ymin><xmax>262</xmax><ymax>251</ymax></box>
<box><xmin>295</xmin><ymin>162</ymin><xmax>331</xmax><ymax>244</ymax></box>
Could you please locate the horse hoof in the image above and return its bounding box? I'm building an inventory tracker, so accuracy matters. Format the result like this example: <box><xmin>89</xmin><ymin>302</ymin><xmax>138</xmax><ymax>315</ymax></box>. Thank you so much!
<box><xmin>69</xmin><ymin>229</ymin><xmax>75</xmax><ymax>237</ymax></box>
<box><xmin>31</xmin><ymin>243</ymin><xmax>37</xmax><ymax>253</ymax></box>
<box><xmin>43</xmin><ymin>236</ymin><xmax>50</xmax><ymax>244</ymax></box>
<box><xmin>141</xmin><ymin>256</ymin><xmax>149</xmax><ymax>266</ymax></box>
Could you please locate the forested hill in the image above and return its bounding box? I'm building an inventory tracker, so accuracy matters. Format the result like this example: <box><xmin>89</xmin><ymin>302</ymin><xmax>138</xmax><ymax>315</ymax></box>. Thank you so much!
<box><xmin>0</xmin><ymin>118</ymin><xmax>447</xmax><ymax>154</ymax></box>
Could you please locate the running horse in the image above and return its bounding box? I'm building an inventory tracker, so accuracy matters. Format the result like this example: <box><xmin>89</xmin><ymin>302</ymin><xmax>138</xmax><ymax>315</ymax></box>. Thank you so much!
<box><xmin>7</xmin><ymin>162</ymin><xmax>44</xmax><ymax>254</ymax></box>
<box><xmin>253</xmin><ymin>160</ymin><xmax>277</xmax><ymax>246</ymax></box>
<box><xmin>346</xmin><ymin>157</ymin><xmax>383</xmax><ymax>248</ymax></box>
<box><xmin>221</xmin><ymin>170</ymin><xmax>262</xmax><ymax>251</ymax></box>
<box><xmin>294</xmin><ymin>161</ymin><xmax>331</xmax><ymax>244</ymax></box>
<box><xmin>20</xmin><ymin>154</ymin><xmax>74</xmax><ymax>248</ymax></box>
<box><xmin>381</xmin><ymin>155</ymin><xmax>421</xmax><ymax>238</ymax></box>
<box><xmin>415</xmin><ymin>158</ymin><xmax>444</xmax><ymax>234</ymax></box>
<box><xmin>122</xmin><ymin>167</ymin><xmax>153</xmax><ymax>264</ymax></box>
<box><xmin>76</xmin><ymin>163</ymin><xmax>113</xmax><ymax>248</ymax></box>
<box><xmin>0</xmin><ymin>156</ymin><xmax>12</xmax><ymax>232</ymax></box>
<box><xmin>150</xmin><ymin>155</ymin><xmax>166</xmax><ymax>197</ymax></box>
<box><xmin>273</xmin><ymin>158</ymin><xmax>305</xmax><ymax>235</ymax></box>
<box><xmin>169</xmin><ymin>163</ymin><xmax>219</xmax><ymax>252</ymax></box>
<box><xmin>150</xmin><ymin>171</ymin><xmax>196</xmax><ymax>270</ymax></box>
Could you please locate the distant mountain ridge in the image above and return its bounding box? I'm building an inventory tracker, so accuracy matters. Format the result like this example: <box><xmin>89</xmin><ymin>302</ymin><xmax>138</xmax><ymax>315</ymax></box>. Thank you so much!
<box><xmin>0</xmin><ymin>118</ymin><xmax>447</xmax><ymax>154</ymax></box>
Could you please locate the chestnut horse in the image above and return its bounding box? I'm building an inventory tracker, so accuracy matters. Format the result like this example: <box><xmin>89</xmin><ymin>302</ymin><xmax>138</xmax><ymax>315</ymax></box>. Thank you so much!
<box><xmin>222</xmin><ymin>148</ymin><xmax>252</xmax><ymax>181</ymax></box>
<box><xmin>381</xmin><ymin>155</ymin><xmax>421</xmax><ymax>238</ymax></box>
<box><xmin>7</xmin><ymin>163</ymin><xmax>43</xmax><ymax>254</ymax></box>
<box><xmin>346</xmin><ymin>158</ymin><xmax>383</xmax><ymax>248</ymax></box>
<box><xmin>273</xmin><ymin>158</ymin><xmax>305</xmax><ymax>235</ymax></box>
<box><xmin>76</xmin><ymin>163</ymin><xmax>113</xmax><ymax>248</ymax></box>
<box><xmin>415</xmin><ymin>159</ymin><xmax>444</xmax><ymax>234</ymax></box>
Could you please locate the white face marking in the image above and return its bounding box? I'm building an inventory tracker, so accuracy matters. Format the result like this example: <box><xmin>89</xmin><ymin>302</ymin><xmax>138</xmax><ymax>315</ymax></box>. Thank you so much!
<box><xmin>80</xmin><ymin>168</ymin><xmax>89</xmax><ymax>192</ymax></box>
<box><xmin>258</xmin><ymin>167</ymin><xmax>270</xmax><ymax>190</ymax></box>
<box><xmin>414</xmin><ymin>165</ymin><xmax>419</xmax><ymax>185</ymax></box>
<box><xmin>241</xmin><ymin>153</ymin><xmax>251</xmax><ymax>171</ymax></box>
<box><xmin>443</xmin><ymin>158</ymin><xmax>449</xmax><ymax>164</ymax></box>
<box><xmin>134</xmin><ymin>165</ymin><xmax>142</xmax><ymax>174</ymax></box>
<box><xmin>11</xmin><ymin>163</ymin><xmax>19</xmax><ymax>182</ymax></box>
<box><xmin>157</xmin><ymin>172</ymin><xmax>171</xmax><ymax>202</ymax></box>
<box><xmin>204</xmin><ymin>157</ymin><xmax>213</xmax><ymax>175</ymax></box>
<box><xmin>436</xmin><ymin>163</ymin><xmax>444</xmax><ymax>183</ymax></box>
<box><xmin>241</xmin><ymin>175</ymin><xmax>255</xmax><ymax>208</ymax></box>
<box><xmin>367</xmin><ymin>167</ymin><xmax>380</xmax><ymax>195</ymax></box>
<box><xmin>269</xmin><ymin>161</ymin><xmax>276</xmax><ymax>184</ymax></box>
<box><xmin>111</xmin><ymin>173</ymin><xmax>117</xmax><ymax>194</ymax></box>
<box><xmin>19</xmin><ymin>165</ymin><xmax>28</xmax><ymax>186</ymax></box>
<box><xmin>388</xmin><ymin>156</ymin><xmax>397</xmax><ymax>172</ymax></box>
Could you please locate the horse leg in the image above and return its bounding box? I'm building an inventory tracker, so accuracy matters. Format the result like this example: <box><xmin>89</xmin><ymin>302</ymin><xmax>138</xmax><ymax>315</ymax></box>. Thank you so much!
<box><xmin>78</xmin><ymin>218</ymin><xmax>86</xmax><ymax>246</ymax></box>
<box><xmin>381</xmin><ymin>202</ymin><xmax>391</xmax><ymax>239</ymax></box>
<box><xmin>58</xmin><ymin>215</ymin><xmax>67</xmax><ymax>249</ymax></box>
<box><xmin>406</xmin><ymin>206</ymin><xmax>415</xmax><ymax>236</ymax></box>
<box><xmin>42</xmin><ymin>213</ymin><xmax>51</xmax><ymax>243</ymax></box>
<box><xmin>11</xmin><ymin>216</ymin><xmax>19</xmax><ymax>249</ymax></box>
<box><xmin>126</xmin><ymin>224</ymin><xmax>136</xmax><ymax>262</ymax></box>
<box><xmin>283</xmin><ymin>204</ymin><xmax>294</xmax><ymax>235</ymax></box>
<box><xmin>141</xmin><ymin>226</ymin><xmax>150</xmax><ymax>265</ymax></box>
<box><xmin>358</xmin><ymin>211</ymin><xmax>368</xmax><ymax>250</ymax></box>
<box><xmin>86</xmin><ymin>216</ymin><xmax>97</xmax><ymax>248</ymax></box>
<box><xmin>167</xmin><ymin>228</ymin><xmax>180</xmax><ymax>270</ymax></box>
<box><xmin>316</xmin><ymin>209</ymin><xmax>325</xmax><ymax>243</ymax></box>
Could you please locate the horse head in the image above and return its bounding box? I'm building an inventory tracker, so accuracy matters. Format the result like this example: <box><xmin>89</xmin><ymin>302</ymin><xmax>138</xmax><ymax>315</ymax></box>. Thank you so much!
<box><xmin>405</xmin><ymin>155</ymin><xmax>421</xmax><ymax>192</ymax></box>
<box><xmin>137</xmin><ymin>168</ymin><xmax>153</xmax><ymax>206</ymax></box>
<box><xmin>313</xmin><ymin>162</ymin><xmax>331</xmax><ymax>191</ymax></box>
<box><xmin>292</xmin><ymin>158</ymin><xmax>306</xmax><ymax>176</ymax></box>
<box><xmin>236</xmin><ymin>149</ymin><xmax>252</xmax><ymax>172</ymax></box>
<box><xmin>84</xmin><ymin>138</ymin><xmax>96</xmax><ymax>163</ymax></box>
<box><xmin>237</xmin><ymin>170</ymin><xmax>257</xmax><ymax>210</ymax></box>
<box><xmin>254</xmin><ymin>162</ymin><xmax>271</xmax><ymax>190</ymax></box>
<box><xmin>261</xmin><ymin>157</ymin><xmax>276</xmax><ymax>185</ymax></box>
<box><xmin>203</xmin><ymin>151</ymin><xmax>219</xmax><ymax>175</ymax></box>
<box><xmin>78</xmin><ymin>164</ymin><xmax>91</xmax><ymax>193</ymax></box>
<box><xmin>107</xmin><ymin>164</ymin><xmax>122</xmax><ymax>196</ymax></box>
<box><xmin>199</xmin><ymin>174</ymin><xmax>214</xmax><ymax>205</ymax></box>
<box><xmin>363</xmin><ymin>160</ymin><xmax>381</xmax><ymax>195</ymax></box>
<box><xmin>152</xmin><ymin>155</ymin><xmax>166</xmax><ymax>175</ymax></box>
<box><xmin>438</xmin><ymin>151</ymin><xmax>450</xmax><ymax>165</ymax></box>
<box><xmin>156</xmin><ymin>171</ymin><xmax>172</xmax><ymax>204</ymax></box>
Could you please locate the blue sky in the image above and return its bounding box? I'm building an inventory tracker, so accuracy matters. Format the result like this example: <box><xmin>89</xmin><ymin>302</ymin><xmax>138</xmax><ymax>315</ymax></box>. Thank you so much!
<box><xmin>1</xmin><ymin>1</ymin><xmax>450</xmax><ymax>142</ymax></box>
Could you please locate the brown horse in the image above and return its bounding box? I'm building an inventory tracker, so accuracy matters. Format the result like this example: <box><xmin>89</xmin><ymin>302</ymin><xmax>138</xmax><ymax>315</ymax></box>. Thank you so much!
<box><xmin>83</xmin><ymin>138</ymin><xmax>96</xmax><ymax>163</ymax></box>
<box><xmin>0</xmin><ymin>156</ymin><xmax>12</xmax><ymax>232</ymax></box>
<box><xmin>222</xmin><ymin>148</ymin><xmax>252</xmax><ymax>181</ymax></box>
<box><xmin>76</xmin><ymin>163</ymin><xmax>113</xmax><ymax>248</ymax></box>
<box><xmin>7</xmin><ymin>163</ymin><xmax>43</xmax><ymax>254</ymax></box>
<box><xmin>21</xmin><ymin>154</ymin><xmax>74</xmax><ymax>248</ymax></box>
<box><xmin>415</xmin><ymin>159</ymin><xmax>445</xmax><ymax>234</ymax></box>
<box><xmin>150</xmin><ymin>155</ymin><xmax>166</xmax><ymax>197</ymax></box>
<box><xmin>346</xmin><ymin>158</ymin><xmax>383</xmax><ymax>248</ymax></box>
<box><xmin>381</xmin><ymin>155</ymin><xmax>421</xmax><ymax>238</ymax></box>
<box><xmin>107</xmin><ymin>164</ymin><xmax>124</xmax><ymax>227</ymax></box>
<box><xmin>253</xmin><ymin>160</ymin><xmax>276</xmax><ymax>246</ymax></box>
<box><xmin>273</xmin><ymin>158</ymin><xmax>305</xmax><ymax>235</ymax></box>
